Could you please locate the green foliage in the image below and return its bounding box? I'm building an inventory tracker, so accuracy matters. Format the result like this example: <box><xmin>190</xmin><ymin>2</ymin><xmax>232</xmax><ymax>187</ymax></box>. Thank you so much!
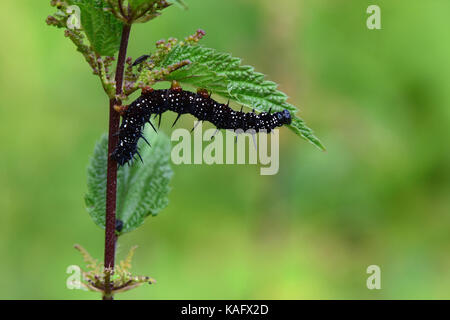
<box><xmin>160</xmin><ymin>45</ymin><xmax>325</xmax><ymax>150</ymax></box>
<box><xmin>106</xmin><ymin>0</ymin><xmax>178</xmax><ymax>24</ymax></box>
<box><xmin>116</xmin><ymin>128</ymin><xmax>173</xmax><ymax>233</ymax></box>
<box><xmin>85</xmin><ymin>127</ymin><xmax>173</xmax><ymax>234</ymax></box>
<box><xmin>169</xmin><ymin>0</ymin><xmax>188</xmax><ymax>10</ymax></box>
<box><xmin>164</xmin><ymin>62</ymin><xmax>228</xmax><ymax>92</ymax></box>
<box><xmin>129</xmin><ymin>0</ymin><xmax>184</xmax><ymax>9</ymax></box>
<box><xmin>47</xmin><ymin>0</ymin><xmax>181</xmax><ymax>98</ymax></box>
<box><xmin>74</xmin><ymin>0</ymin><xmax>123</xmax><ymax>56</ymax></box>
<box><xmin>129</xmin><ymin>0</ymin><xmax>157</xmax><ymax>9</ymax></box>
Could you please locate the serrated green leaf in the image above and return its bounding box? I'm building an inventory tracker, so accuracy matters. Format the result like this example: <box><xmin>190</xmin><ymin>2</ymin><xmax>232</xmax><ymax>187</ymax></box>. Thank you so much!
<box><xmin>74</xmin><ymin>0</ymin><xmax>123</xmax><ymax>56</ymax></box>
<box><xmin>288</xmin><ymin>118</ymin><xmax>325</xmax><ymax>151</ymax></box>
<box><xmin>116</xmin><ymin>127</ymin><xmax>173</xmax><ymax>233</ymax></box>
<box><xmin>161</xmin><ymin>45</ymin><xmax>324</xmax><ymax>150</ymax></box>
<box><xmin>164</xmin><ymin>62</ymin><xmax>228</xmax><ymax>92</ymax></box>
<box><xmin>129</xmin><ymin>0</ymin><xmax>158</xmax><ymax>10</ymax></box>
<box><xmin>85</xmin><ymin>127</ymin><xmax>173</xmax><ymax>234</ymax></box>
<box><xmin>85</xmin><ymin>132</ymin><xmax>109</xmax><ymax>229</ymax></box>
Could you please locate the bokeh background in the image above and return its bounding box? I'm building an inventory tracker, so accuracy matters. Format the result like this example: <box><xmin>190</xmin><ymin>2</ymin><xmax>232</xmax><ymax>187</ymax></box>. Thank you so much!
<box><xmin>1</xmin><ymin>0</ymin><xmax>449</xmax><ymax>299</ymax></box>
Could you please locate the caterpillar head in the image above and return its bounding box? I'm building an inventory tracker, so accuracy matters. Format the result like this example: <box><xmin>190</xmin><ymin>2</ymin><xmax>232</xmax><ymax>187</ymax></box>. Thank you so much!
<box><xmin>276</xmin><ymin>110</ymin><xmax>292</xmax><ymax>125</ymax></box>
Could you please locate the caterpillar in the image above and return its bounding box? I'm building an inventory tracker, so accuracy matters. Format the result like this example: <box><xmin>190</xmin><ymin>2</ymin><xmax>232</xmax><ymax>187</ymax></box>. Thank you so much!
<box><xmin>111</xmin><ymin>82</ymin><xmax>292</xmax><ymax>166</ymax></box>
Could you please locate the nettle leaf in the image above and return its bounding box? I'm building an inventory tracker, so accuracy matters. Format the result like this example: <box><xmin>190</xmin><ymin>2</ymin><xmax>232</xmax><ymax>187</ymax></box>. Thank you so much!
<box><xmin>169</xmin><ymin>0</ymin><xmax>188</xmax><ymax>9</ymax></box>
<box><xmin>164</xmin><ymin>62</ymin><xmax>228</xmax><ymax>93</ymax></box>
<box><xmin>116</xmin><ymin>127</ymin><xmax>173</xmax><ymax>233</ymax></box>
<box><xmin>74</xmin><ymin>0</ymin><xmax>123</xmax><ymax>56</ymax></box>
<box><xmin>161</xmin><ymin>45</ymin><xmax>324</xmax><ymax>150</ymax></box>
<box><xmin>85</xmin><ymin>127</ymin><xmax>173</xmax><ymax>234</ymax></box>
<box><xmin>128</xmin><ymin>0</ymin><xmax>186</xmax><ymax>19</ymax></box>
<box><xmin>129</xmin><ymin>0</ymin><xmax>158</xmax><ymax>10</ymax></box>
<box><xmin>85</xmin><ymin>133</ymin><xmax>109</xmax><ymax>229</ymax></box>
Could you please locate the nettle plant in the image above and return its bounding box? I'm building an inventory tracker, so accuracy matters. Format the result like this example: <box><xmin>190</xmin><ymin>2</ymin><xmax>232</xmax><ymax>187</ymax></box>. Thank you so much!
<box><xmin>47</xmin><ymin>0</ymin><xmax>323</xmax><ymax>299</ymax></box>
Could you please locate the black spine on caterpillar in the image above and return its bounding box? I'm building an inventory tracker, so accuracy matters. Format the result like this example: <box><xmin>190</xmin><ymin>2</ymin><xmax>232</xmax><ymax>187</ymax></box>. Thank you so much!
<box><xmin>111</xmin><ymin>85</ymin><xmax>292</xmax><ymax>166</ymax></box>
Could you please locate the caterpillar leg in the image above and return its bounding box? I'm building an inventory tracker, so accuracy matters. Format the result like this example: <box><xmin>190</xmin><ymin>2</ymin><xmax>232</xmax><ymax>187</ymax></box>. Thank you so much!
<box><xmin>171</xmin><ymin>80</ymin><xmax>183</xmax><ymax>92</ymax></box>
<box><xmin>197</xmin><ymin>88</ymin><xmax>210</xmax><ymax>99</ymax></box>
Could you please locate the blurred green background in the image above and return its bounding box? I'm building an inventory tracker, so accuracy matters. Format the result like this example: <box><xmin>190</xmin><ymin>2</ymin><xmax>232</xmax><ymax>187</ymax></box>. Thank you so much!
<box><xmin>1</xmin><ymin>0</ymin><xmax>449</xmax><ymax>299</ymax></box>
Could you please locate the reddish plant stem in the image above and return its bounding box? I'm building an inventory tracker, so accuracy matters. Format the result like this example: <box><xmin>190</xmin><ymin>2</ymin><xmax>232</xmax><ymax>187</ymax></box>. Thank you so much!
<box><xmin>103</xmin><ymin>23</ymin><xmax>131</xmax><ymax>301</ymax></box>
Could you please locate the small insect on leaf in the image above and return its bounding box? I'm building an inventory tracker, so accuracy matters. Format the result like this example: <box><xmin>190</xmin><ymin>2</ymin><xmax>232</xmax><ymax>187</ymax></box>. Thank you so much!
<box><xmin>132</xmin><ymin>55</ymin><xmax>151</xmax><ymax>67</ymax></box>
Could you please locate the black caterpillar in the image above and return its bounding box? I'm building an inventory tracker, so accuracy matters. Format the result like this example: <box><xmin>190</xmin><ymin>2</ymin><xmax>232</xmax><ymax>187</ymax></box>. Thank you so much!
<box><xmin>111</xmin><ymin>82</ymin><xmax>292</xmax><ymax>166</ymax></box>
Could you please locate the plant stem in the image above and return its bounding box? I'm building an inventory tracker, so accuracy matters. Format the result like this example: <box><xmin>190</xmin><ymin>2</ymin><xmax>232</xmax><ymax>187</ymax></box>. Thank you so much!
<box><xmin>103</xmin><ymin>23</ymin><xmax>131</xmax><ymax>301</ymax></box>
